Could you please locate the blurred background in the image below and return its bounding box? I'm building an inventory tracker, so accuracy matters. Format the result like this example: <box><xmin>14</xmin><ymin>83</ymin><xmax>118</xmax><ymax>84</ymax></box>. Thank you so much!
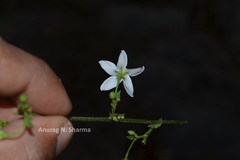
<box><xmin>1</xmin><ymin>0</ymin><xmax>240</xmax><ymax>159</ymax></box>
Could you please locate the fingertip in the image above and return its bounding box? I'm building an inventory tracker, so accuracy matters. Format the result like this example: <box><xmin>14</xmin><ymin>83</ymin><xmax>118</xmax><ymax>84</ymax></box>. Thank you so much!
<box><xmin>0</xmin><ymin>116</ymin><xmax>73</xmax><ymax>160</ymax></box>
<box><xmin>0</xmin><ymin>38</ymin><xmax>72</xmax><ymax>115</ymax></box>
<box><xmin>33</xmin><ymin>116</ymin><xmax>73</xmax><ymax>157</ymax></box>
<box><xmin>56</xmin><ymin>121</ymin><xmax>73</xmax><ymax>156</ymax></box>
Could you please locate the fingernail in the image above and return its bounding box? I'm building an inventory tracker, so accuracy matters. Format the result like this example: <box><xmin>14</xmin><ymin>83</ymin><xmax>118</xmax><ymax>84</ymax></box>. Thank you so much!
<box><xmin>56</xmin><ymin>121</ymin><xmax>73</xmax><ymax>156</ymax></box>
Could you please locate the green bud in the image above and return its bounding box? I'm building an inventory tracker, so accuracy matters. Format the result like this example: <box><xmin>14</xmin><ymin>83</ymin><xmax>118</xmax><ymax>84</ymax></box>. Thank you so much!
<box><xmin>126</xmin><ymin>136</ymin><xmax>135</xmax><ymax>140</ymax></box>
<box><xmin>142</xmin><ymin>139</ymin><xmax>146</xmax><ymax>145</ymax></box>
<box><xmin>116</xmin><ymin>114</ymin><xmax>125</xmax><ymax>120</ymax></box>
<box><xmin>19</xmin><ymin>94</ymin><xmax>28</xmax><ymax>103</ymax></box>
<box><xmin>113</xmin><ymin>116</ymin><xmax>118</xmax><ymax>122</ymax></box>
<box><xmin>17</xmin><ymin>104</ymin><xmax>30</xmax><ymax>115</ymax></box>
<box><xmin>109</xmin><ymin>92</ymin><xmax>115</xmax><ymax>99</ymax></box>
<box><xmin>142</xmin><ymin>134</ymin><xmax>148</xmax><ymax>145</ymax></box>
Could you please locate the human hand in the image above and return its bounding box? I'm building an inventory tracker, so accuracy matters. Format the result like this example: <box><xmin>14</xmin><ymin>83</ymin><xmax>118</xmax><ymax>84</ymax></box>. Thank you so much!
<box><xmin>0</xmin><ymin>37</ymin><xmax>73</xmax><ymax>160</ymax></box>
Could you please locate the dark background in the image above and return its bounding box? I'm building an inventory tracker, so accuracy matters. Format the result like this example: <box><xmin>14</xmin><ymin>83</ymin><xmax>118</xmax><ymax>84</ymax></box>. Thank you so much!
<box><xmin>1</xmin><ymin>0</ymin><xmax>240</xmax><ymax>159</ymax></box>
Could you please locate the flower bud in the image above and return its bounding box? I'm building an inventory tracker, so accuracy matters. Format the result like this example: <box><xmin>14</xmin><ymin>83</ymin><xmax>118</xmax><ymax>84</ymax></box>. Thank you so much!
<box><xmin>109</xmin><ymin>92</ymin><xmax>115</xmax><ymax>99</ymax></box>
<box><xmin>19</xmin><ymin>94</ymin><xmax>27</xmax><ymax>103</ymax></box>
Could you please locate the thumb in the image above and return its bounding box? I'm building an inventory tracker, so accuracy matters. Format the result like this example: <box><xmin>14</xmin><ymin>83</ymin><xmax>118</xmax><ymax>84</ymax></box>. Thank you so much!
<box><xmin>0</xmin><ymin>116</ymin><xmax>73</xmax><ymax>160</ymax></box>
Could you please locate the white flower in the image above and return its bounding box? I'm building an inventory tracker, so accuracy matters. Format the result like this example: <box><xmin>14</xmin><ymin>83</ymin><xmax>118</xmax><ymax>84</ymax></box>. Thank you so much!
<box><xmin>99</xmin><ymin>50</ymin><xmax>145</xmax><ymax>97</ymax></box>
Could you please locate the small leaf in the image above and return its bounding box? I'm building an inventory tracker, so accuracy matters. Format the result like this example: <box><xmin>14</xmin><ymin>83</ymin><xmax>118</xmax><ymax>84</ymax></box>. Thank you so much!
<box><xmin>116</xmin><ymin>91</ymin><xmax>121</xmax><ymax>101</ymax></box>
<box><xmin>17</xmin><ymin>104</ymin><xmax>30</xmax><ymax>115</ymax></box>
<box><xmin>126</xmin><ymin>136</ymin><xmax>135</xmax><ymax>140</ymax></box>
<box><xmin>142</xmin><ymin>138</ymin><xmax>147</xmax><ymax>145</ymax></box>
<box><xmin>31</xmin><ymin>113</ymin><xmax>40</xmax><ymax>117</ymax></box>
<box><xmin>0</xmin><ymin>130</ymin><xmax>9</xmax><ymax>140</ymax></box>
<box><xmin>24</xmin><ymin>112</ymin><xmax>33</xmax><ymax>128</ymax></box>
<box><xmin>128</xmin><ymin>130</ymin><xmax>137</xmax><ymax>137</ymax></box>
<box><xmin>148</xmin><ymin>118</ymin><xmax>162</xmax><ymax>129</ymax></box>
<box><xmin>0</xmin><ymin>120</ymin><xmax>10</xmax><ymax>129</ymax></box>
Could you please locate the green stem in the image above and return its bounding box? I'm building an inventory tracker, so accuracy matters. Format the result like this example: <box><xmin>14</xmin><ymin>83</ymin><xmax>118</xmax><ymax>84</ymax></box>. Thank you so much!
<box><xmin>69</xmin><ymin>116</ymin><xmax>187</xmax><ymax>125</ymax></box>
<box><xmin>8</xmin><ymin>122</ymin><xmax>25</xmax><ymax>138</ymax></box>
<box><xmin>111</xmin><ymin>77</ymin><xmax>121</xmax><ymax>114</ymax></box>
<box><xmin>124</xmin><ymin>138</ymin><xmax>137</xmax><ymax>160</ymax></box>
<box><xmin>114</xmin><ymin>77</ymin><xmax>120</xmax><ymax>95</ymax></box>
<box><xmin>144</xmin><ymin>128</ymin><xmax>153</xmax><ymax>136</ymax></box>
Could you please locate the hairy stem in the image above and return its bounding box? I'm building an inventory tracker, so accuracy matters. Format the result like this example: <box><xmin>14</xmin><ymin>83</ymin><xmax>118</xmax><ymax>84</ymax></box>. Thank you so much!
<box><xmin>69</xmin><ymin>116</ymin><xmax>187</xmax><ymax>125</ymax></box>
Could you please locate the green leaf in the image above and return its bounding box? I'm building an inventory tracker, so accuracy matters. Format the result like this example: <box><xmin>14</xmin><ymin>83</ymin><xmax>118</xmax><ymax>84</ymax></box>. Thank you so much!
<box><xmin>128</xmin><ymin>130</ymin><xmax>137</xmax><ymax>137</ymax></box>
<box><xmin>0</xmin><ymin>120</ymin><xmax>10</xmax><ymax>129</ymax></box>
<box><xmin>0</xmin><ymin>130</ymin><xmax>9</xmax><ymax>140</ymax></box>
<box><xmin>116</xmin><ymin>91</ymin><xmax>121</xmax><ymax>101</ymax></box>
<box><xmin>142</xmin><ymin>138</ymin><xmax>147</xmax><ymax>145</ymax></box>
<box><xmin>31</xmin><ymin>113</ymin><xmax>40</xmax><ymax>117</ymax></box>
<box><xmin>126</xmin><ymin>136</ymin><xmax>135</xmax><ymax>140</ymax></box>
<box><xmin>148</xmin><ymin>118</ymin><xmax>162</xmax><ymax>129</ymax></box>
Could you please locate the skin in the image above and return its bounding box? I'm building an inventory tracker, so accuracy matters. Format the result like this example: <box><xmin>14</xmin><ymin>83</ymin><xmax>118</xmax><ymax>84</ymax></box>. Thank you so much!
<box><xmin>0</xmin><ymin>37</ymin><xmax>73</xmax><ymax>160</ymax></box>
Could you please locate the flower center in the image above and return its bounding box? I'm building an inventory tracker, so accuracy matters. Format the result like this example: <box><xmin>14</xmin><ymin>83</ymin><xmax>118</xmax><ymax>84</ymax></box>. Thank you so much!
<box><xmin>115</xmin><ymin>67</ymin><xmax>128</xmax><ymax>80</ymax></box>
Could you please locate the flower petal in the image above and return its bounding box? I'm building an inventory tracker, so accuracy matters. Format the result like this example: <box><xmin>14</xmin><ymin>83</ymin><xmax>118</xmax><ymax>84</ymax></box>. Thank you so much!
<box><xmin>123</xmin><ymin>75</ymin><xmax>134</xmax><ymax>97</ymax></box>
<box><xmin>100</xmin><ymin>76</ymin><xmax>118</xmax><ymax>91</ymax></box>
<box><xmin>126</xmin><ymin>66</ymin><xmax>145</xmax><ymax>77</ymax></box>
<box><xmin>99</xmin><ymin>60</ymin><xmax>118</xmax><ymax>75</ymax></box>
<box><xmin>117</xmin><ymin>50</ymin><xmax>128</xmax><ymax>69</ymax></box>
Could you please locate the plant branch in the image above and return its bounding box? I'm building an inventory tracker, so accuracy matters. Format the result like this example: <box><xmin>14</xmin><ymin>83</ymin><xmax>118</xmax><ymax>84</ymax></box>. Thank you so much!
<box><xmin>124</xmin><ymin>138</ymin><xmax>137</xmax><ymax>160</ymax></box>
<box><xmin>69</xmin><ymin>116</ymin><xmax>187</xmax><ymax>125</ymax></box>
